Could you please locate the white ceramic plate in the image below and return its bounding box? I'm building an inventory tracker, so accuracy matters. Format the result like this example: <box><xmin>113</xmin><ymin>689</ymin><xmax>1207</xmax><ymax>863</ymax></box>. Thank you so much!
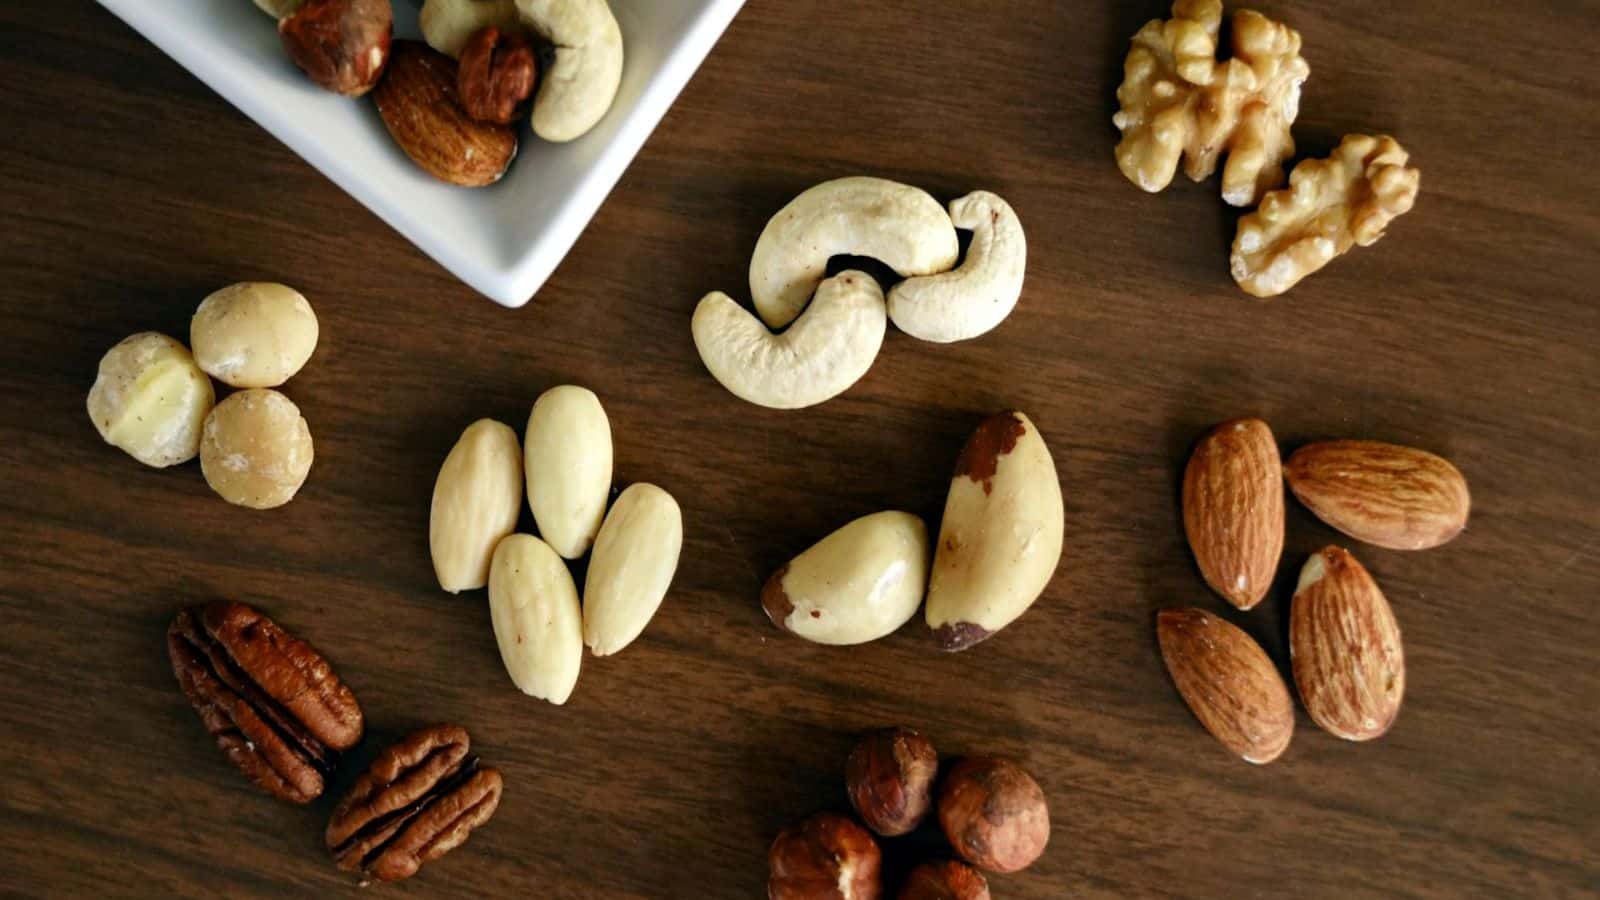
<box><xmin>97</xmin><ymin>0</ymin><xmax>744</xmax><ymax>307</ymax></box>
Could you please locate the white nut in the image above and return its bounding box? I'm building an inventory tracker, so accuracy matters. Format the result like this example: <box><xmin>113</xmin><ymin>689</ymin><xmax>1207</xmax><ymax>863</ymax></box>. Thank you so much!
<box><xmin>692</xmin><ymin>271</ymin><xmax>886</xmax><ymax>410</ymax></box>
<box><xmin>925</xmin><ymin>411</ymin><xmax>1064</xmax><ymax>651</ymax></box>
<box><xmin>582</xmin><ymin>483</ymin><xmax>682</xmax><ymax>656</ymax></box>
<box><xmin>517</xmin><ymin>0</ymin><xmax>624</xmax><ymax>142</ymax></box>
<box><xmin>87</xmin><ymin>332</ymin><xmax>215</xmax><ymax>468</ymax></box>
<box><xmin>887</xmin><ymin>191</ymin><xmax>1027</xmax><ymax>343</ymax></box>
<box><xmin>524</xmin><ymin>385</ymin><xmax>612</xmax><ymax>559</ymax></box>
<box><xmin>200</xmin><ymin>389</ymin><xmax>314</xmax><ymax>509</ymax></box>
<box><xmin>489</xmin><ymin>533</ymin><xmax>583</xmax><ymax>705</ymax></box>
<box><xmin>749</xmin><ymin>177</ymin><xmax>959</xmax><ymax>329</ymax></box>
<box><xmin>420</xmin><ymin>0</ymin><xmax>526</xmax><ymax>57</ymax></box>
<box><xmin>761</xmin><ymin>511</ymin><xmax>928</xmax><ymax>646</ymax></box>
<box><xmin>191</xmin><ymin>282</ymin><xmax>319</xmax><ymax>389</ymax></box>
<box><xmin>253</xmin><ymin>0</ymin><xmax>303</xmax><ymax>18</ymax></box>
<box><xmin>430</xmin><ymin>419</ymin><xmax>523</xmax><ymax>593</ymax></box>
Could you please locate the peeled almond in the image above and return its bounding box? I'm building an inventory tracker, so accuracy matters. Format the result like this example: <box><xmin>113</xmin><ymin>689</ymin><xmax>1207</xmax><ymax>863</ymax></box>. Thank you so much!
<box><xmin>524</xmin><ymin>385</ymin><xmax>612</xmax><ymax>560</ymax></box>
<box><xmin>429</xmin><ymin>419</ymin><xmax>523</xmax><ymax>593</ymax></box>
<box><xmin>582</xmin><ymin>484</ymin><xmax>683</xmax><ymax>656</ymax></box>
<box><xmin>489</xmin><ymin>534</ymin><xmax>583</xmax><ymax>705</ymax></box>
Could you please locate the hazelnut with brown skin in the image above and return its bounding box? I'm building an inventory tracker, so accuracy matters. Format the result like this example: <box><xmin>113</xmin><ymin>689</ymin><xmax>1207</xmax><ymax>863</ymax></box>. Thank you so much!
<box><xmin>279</xmin><ymin>0</ymin><xmax>393</xmax><ymax>97</ymax></box>
<box><xmin>846</xmin><ymin>727</ymin><xmax>938</xmax><ymax>837</ymax></box>
<box><xmin>768</xmin><ymin>812</ymin><xmax>882</xmax><ymax>900</ymax></box>
<box><xmin>937</xmin><ymin>757</ymin><xmax>1049</xmax><ymax>874</ymax></box>
<box><xmin>458</xmin><ymin>26</ymin><xmax>538</xmax><ymax>125</ymax></box>
<box><xmin>898</xmin><ymin>860</ymin><xmax>991</xmax><ymax>900</ymax></box>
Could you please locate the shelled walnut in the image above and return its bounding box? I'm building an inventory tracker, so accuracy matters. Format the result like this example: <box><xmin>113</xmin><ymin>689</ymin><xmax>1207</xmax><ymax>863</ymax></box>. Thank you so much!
<box><xmin>1230</xmin><ymin>134</ymin><xmax>1420</xmax><ymax>297</ymax></box>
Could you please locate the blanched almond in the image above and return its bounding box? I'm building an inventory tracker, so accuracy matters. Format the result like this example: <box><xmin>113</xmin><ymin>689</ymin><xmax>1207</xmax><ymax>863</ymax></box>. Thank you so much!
<box><xmin>582</xmin><ymin>484</ymin><xmax>683</xmax><ymax>656</ymax></box>
<box><xmin>524</xmin><ymin>385</ymin><xmax>612</xmax><ymax>560</ymax></box>
<box><xmin>429</xmin><ymin>419</ymin><xmax>522</xmax><ymax>593</ymax></box>
<box><xmin>489</xmin><ymin>534</ymin><xmax>582</xmax><ymax>704</ymax></box>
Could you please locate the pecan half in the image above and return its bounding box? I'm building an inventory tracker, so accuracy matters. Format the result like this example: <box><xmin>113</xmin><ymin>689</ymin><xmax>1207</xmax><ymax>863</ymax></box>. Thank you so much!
<box><xmin>457</xmin><ymin>26</ymin><xmax>538</xmax><ymax>125</ymax></box>
<box><xmin>326</xmin><ymin>724</ymin><xmax>504</xmax><ymax>883</ymax></box>
<box><xmin>167</xmin><ymin>601</ymin><xmax>364</xmax><ymax>804</ymax></box>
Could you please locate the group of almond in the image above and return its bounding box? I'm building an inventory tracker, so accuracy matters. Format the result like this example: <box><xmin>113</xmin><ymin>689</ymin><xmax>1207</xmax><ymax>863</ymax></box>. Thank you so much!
<box><xmin>1164</xmin><ymin>418</ymin><xmax>1470</xmax><ymax>762</ymax></box>
<box><xmin>1113</xmin><ymin>0</ymin><xmax>1421</xmax><ymax>297</ymax></box>
<box><xmin>429</xmin><ymin>386</ymin><xmax>682</xmax><ymax>705</ymax></box>
<box><xmin>255</xmin><ymin>0</ymin><xmax>622</xmax><ymax>186</ymax></box>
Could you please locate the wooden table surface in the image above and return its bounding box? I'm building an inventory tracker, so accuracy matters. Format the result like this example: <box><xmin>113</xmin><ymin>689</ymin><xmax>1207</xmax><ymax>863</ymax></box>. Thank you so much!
<box><xmin>3</xmin><ymin>1</ymin><xmax>1597</xmax><ymax>897</ymax></box>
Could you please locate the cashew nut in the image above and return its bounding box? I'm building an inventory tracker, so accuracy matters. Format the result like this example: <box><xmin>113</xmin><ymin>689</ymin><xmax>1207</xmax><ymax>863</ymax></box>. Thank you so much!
<box><xmin>420</xmin><ymin>0</ymin><xmax>526</xmax><ymax>58</ymax></box>
<box><xmin>749</xmin><ymin>177</ymin><xmax>959</xmax><ymax>329</ymax></box>
<box><xmin>692</xmin><ymin>271</ymin><xmax>886</xmax><ymax>410</ymax></box>
<box><xmin>516</xmin><ymin>0</ymin><xmax>624</xmax><ymax>142</ymax></box>
<box><xmin>887</xmin><ymin>191</ymin><xmax>1026</xmax><ymax>343</ymax></box>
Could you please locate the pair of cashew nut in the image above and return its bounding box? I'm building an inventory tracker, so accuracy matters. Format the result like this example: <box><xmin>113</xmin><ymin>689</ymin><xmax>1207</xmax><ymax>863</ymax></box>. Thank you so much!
<box><xmin>419</xmin><ymin>0</ymin><xmax>623</xmax><ymax>142</ymax></box>
<box><xmin>693</xmin><ymin>177</ymin><xmax>1028</xmax><ymax>409</ymax></box>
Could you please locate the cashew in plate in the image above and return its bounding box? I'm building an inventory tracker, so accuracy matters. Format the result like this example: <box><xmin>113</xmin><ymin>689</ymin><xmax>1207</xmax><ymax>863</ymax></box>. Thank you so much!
<box><xmin>749</xmin><ymin>177</ymin><xmax>959</xmax><ymax>330</ymax></box>
<box><xmin>516</xmin><ymin>0</ymin><xmax>624</xmax><ymax>142</ymax></box>
<box><xmin>887</xmin><ymin>191</ymin><xmax>1026</xmax><ymax>343</ymax></box>
<box><xmin>692</xmin><ymin>271</ymin><xmax>887</xmax><ymax>410</ymax></box>
<box><xmin>420</xmin><ymin>0</ymin><xmax>527</xmax><ymax>58</ymax></box>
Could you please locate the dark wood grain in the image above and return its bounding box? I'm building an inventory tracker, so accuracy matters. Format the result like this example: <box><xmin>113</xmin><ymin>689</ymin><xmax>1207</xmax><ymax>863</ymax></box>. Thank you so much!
<box><xmin>2</xmin><ymin>1</ymin><xmax>1598</xmax><ymax>897</ymax></box>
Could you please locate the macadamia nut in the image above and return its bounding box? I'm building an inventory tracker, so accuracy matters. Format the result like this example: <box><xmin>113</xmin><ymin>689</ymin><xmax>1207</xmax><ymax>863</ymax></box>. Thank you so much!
<box><xmin>87</xmin><ymin>332</ymin><xmax>215</xmax><ymax>468</ymax></box>
<box><xmin>191</xmin><ymin>283</ymin><xmax>319</xmax><ymax>389</ymax></box>
<box><xmin>200</xmin><ymin>389</ymin><xmax>314</xmax><ymax>509</ymax></box>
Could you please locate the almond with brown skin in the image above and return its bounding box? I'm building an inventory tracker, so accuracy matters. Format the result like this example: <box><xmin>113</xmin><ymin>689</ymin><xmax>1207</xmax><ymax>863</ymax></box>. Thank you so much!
<box><xmin>1182</xmin><ymin>418</ymin><xmax>1284</xmax><ymax>610</ymax></box>
<box><xmin>1157</xmin><ymin>607</ymin><xmax>1294</xmax><ymax>764</ymax></box>
<box><xmin>1290</xmin><ymin>547</ymin><xmax>1404</xmax><ymax>740</ymax></box>
<box><xmin>1283</xmin><ymin>440</ymin><xmax>1470</xmax><ymax>550</ymax></box>
<box><xmin>373</xmin><ymin>41</ymin><xmax>517</xmax><ymax>187</ymax></box>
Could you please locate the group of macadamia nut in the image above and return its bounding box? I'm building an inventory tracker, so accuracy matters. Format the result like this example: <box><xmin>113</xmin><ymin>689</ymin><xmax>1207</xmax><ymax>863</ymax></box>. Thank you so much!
<box><xmin>254</xmin><ymin>0</ymin><xmax>623</xmax><ymax>186</ymax></box>
<box><xmin>88</xmin><ymin>283</ymin><xmax>320</xmax><ymax>510</ymax></box>
<box><xmin>763</xmin><ymin>411</ymin><xmax>1063</xmax><ymax>653</ymax></box>
<box><xmin>1113</xmin><ymin>0</ymin><xmax>1420</xmax><ymax>297</ymax></box>
<box><xmin>428</xmin><ymin>386</ymin><xmax>682</xmax><ymax>705</ymax></box>
<box><xmin>770</xmin><ymin>727</ymin><xmax>1049</xmax><ymax>899</ymax></box>
<box><xmin>693</xmin><ymin>176</ymin><xmax>1028</xmax><ymax>409</ymax></box>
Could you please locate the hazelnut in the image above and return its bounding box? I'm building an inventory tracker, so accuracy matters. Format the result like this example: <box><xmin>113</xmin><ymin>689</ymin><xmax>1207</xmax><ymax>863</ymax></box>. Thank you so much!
<box><xmin>278</xmin><ymin>0</ymin><xmax>393</xmax><ymax>97</ymax></box>
<box><xmin>845</xmin><ymin>727</ymin><xmax>938</xmax><ymax>837</ymax></box>
<box><xmin>937</xmin><ymin>757</ymin><xmax>1049</xmax><ymax>874</ymax></box>
<box><xmin>457</xmin><ymin>26</ymin><xmax>538</xmax><ymax>125</ymax></box>
<box><xmin>898</xmin><ymin>860</ymin><xmax>990</xmax><ymax>900</ymax></box>
<box><xmin>768</xmin><ymin>812</ymin><xmax>882</xmax><ymax>900</ymax></box>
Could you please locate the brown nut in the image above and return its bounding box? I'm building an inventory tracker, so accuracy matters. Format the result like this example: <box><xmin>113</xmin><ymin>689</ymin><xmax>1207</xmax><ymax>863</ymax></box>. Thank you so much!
<box><xmin>768</xmin><ymin>812</ymin><xmax>882</xmax><ymax>900</ymax></box>
<box><xmin>327</xmin><ymin>724</ymin><xmax>503</xmax><ymax>883</ymax></box>
<box><xmin>899</xmin><ymin>860</ymin><xmax>991</xmax><ymax>900</ymax></box>
<box><xmin>279</xmin><ymin>0</ymin><xmax>393</xmax><ymax>97</ymax></box>
<box><xmin>937</xmin><ymin>757</ymin><xmax>1049</xmax><ymax>874</ymax></box>
<box><xmin>457</xmin><ymin>26</ymin><xmax>537</xmax><ymax>124</ymax></box>
<box><xmin>845</xmin><ymin>727</ymin><xmax>937</xmax><ymax>837</ymax></box>
<box><xmin>374</xmin><ymin>41</ymin><xmax>519</xmax><ymax>187</ymax></box>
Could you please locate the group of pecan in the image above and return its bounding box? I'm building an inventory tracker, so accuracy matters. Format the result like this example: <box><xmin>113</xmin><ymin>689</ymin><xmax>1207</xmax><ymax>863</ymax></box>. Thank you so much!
<box><xmin>168</xmin><ymin>601</ymin><xmax>502</xmax><ymax>884</ymax></box>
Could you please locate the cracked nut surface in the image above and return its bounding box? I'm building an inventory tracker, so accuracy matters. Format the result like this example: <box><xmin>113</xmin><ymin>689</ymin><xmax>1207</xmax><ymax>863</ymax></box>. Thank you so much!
<box><xmin>87</xmin><ymin>332</ymin><xmax>215</xmax><ymax>468</ymax></box>
<box><xmin>200</xmin><ymin>389</ymin><xmax>314</xmax><ymax>509</ymax></box>
<box><xmin>1291</xmin><ymin>547</ymin><xmax>1405</xmax><ymax>741</ymax></box>
<box><xmin>1157</xmin><ymin>607</ymin><xmax>1294</xmax><ymax>764</ymax></box>
<box><xmin>458</xmin><ymin>26</ymin><xmax>537</xmax><ymax>124</ymax></box>
<box><xmin>278</xmin><ymin>0</ymin><xmax>393</xmax><ymax>97</ymax></box>
<box><xmin>430</xmin><ymin>419</ymin><xmax>523</xmax><ymax>592</ymax></box>
<box><xmin>1231</xmin><ymin>134</ymin><xmax>1420</xmax><ymax>297</ymax></box>
<box><xmin>327</xmin><ymin>724</ymin><xmax>503</xmax><ymax>883</ymax></box>
<box><xmin>768</xmin><ymin>812</ymin><xmax>882</xmax><ymax>900</ymax></box>
<box><xmin>937</xmin><ymin>757</ymin><xmax>1049</xmax><ymax>874</ymax></box>
<box><xmin>191</xmin><ymin>282</ymin><xmax>319</xmax><ymax>389</ymax></box>
<box><xmin>845</xmin><ymin>726</ymin><xmax>937</xmax><ymax>836</ymax></box>
<box><xmin>168</xmin><ymin>600</ymin><xmax>362</xmax><ymax>803</ymax></box>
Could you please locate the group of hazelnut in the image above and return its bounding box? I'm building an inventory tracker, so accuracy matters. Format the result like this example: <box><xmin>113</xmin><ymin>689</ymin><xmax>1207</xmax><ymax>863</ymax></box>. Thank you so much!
<box><xmin>770</xmin><ymin>727</ymin><xmax>1050</xmax><ymax>899</ymax></box>
<box><xmin>1113</xmin><ymin>0</ymin><xmax>1421</xmax><ymax>297</ymax></box>
<box><xmin>257</xmin><ymin>0</ymin><xmax>623</xmax><ymax>187</ymax></box>
<box><xmin>88</xmin><ymin>282</ymin><xmax>320</xmax><ymax>509</ymax></box>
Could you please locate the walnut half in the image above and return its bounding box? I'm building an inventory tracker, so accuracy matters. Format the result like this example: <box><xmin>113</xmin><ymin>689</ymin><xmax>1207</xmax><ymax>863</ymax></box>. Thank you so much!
<box><xmin>1230</xmin><ymin>134</ymin><xmax>1421</xmax><ymax>298</ymax></box>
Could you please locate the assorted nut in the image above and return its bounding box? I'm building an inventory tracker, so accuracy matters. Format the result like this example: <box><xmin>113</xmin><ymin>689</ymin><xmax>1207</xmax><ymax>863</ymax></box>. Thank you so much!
<box><xmin>524</xmin><ymin>384</ymin><xmax>612</xmax><ymax>559</ymax></box>
<box><xmin>191</xmin><ymin>282</ymin><xmax>319</xmax><ymax>389</ymax></box>
<box><xmin>200</xmin><ymin>388</ymin><xmax>316</xmax><ymax>509</ymax></box>
<box><xmin>326</xmin><ymin>724</ymin><xmax>503</xmax><ymax>883</ymax></box>
<box><xmin>278</xmin><ymin>0</ymin><xmax>393</xmax><ymax>97</ymax></box>
<box><xmin>772</xmin><ymin>728</ymin><xmax>1048</xmax><ymax>897</ymax></box>
<box><xmin>515</xmin><ymin>0</ymin><xmax>625</xmax><ymax>142</ymax></box>
<box><xmin>1182</xmin><ymin>417</ymin><xmax>1283</xmax><ymax>610</ymax></box>
<box><xmin>1159</xmin><ymin>417</ymin><xmax>1465</xmax><ymax>760</ymax></box>
<box><xmin>762</xmin><ymin>511</ymin><xmax>929</xmax><ymax>646</ymax></box>
<box><xmin>925</xmin><ymin>411</ymin><xmax>1064</xmax><ymax>651</ymax></box>
<box><xmin>692</xmin><ymin>177</ymin><xmax>1028</xmax><ymax>408</ymax></box>
<box><xmin>168</xmin><ymin>601</ymin><xmax>363</xmax><ymax>803</ymax></box>
<box><xmin>430</xmin><ymin>418</ymin><xmax>524</xmax><ymax>593</ymax></box>
<box><xmin>1291</xmin><ymin>547</ymin><xmax>1405</xmax><ymax>741</ymax></box>
<box><xmin>87</xmin><ymin>332</ymin><xmax>215</xmax><ymax>468</ymax></box>
<box><xmin>489</xmin><ymin>533</ymin><xmax>584</xmax><ymax>703</ymax></box>
<box><xmin>1232</xmin><ymin>134</ymin><xmax>1421</xmax><ymax>297</ymax></box>
<box><xmin>374</xmin><ymin>41</ymin><xmax>519</xmax><ymax>187</ymax></box>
